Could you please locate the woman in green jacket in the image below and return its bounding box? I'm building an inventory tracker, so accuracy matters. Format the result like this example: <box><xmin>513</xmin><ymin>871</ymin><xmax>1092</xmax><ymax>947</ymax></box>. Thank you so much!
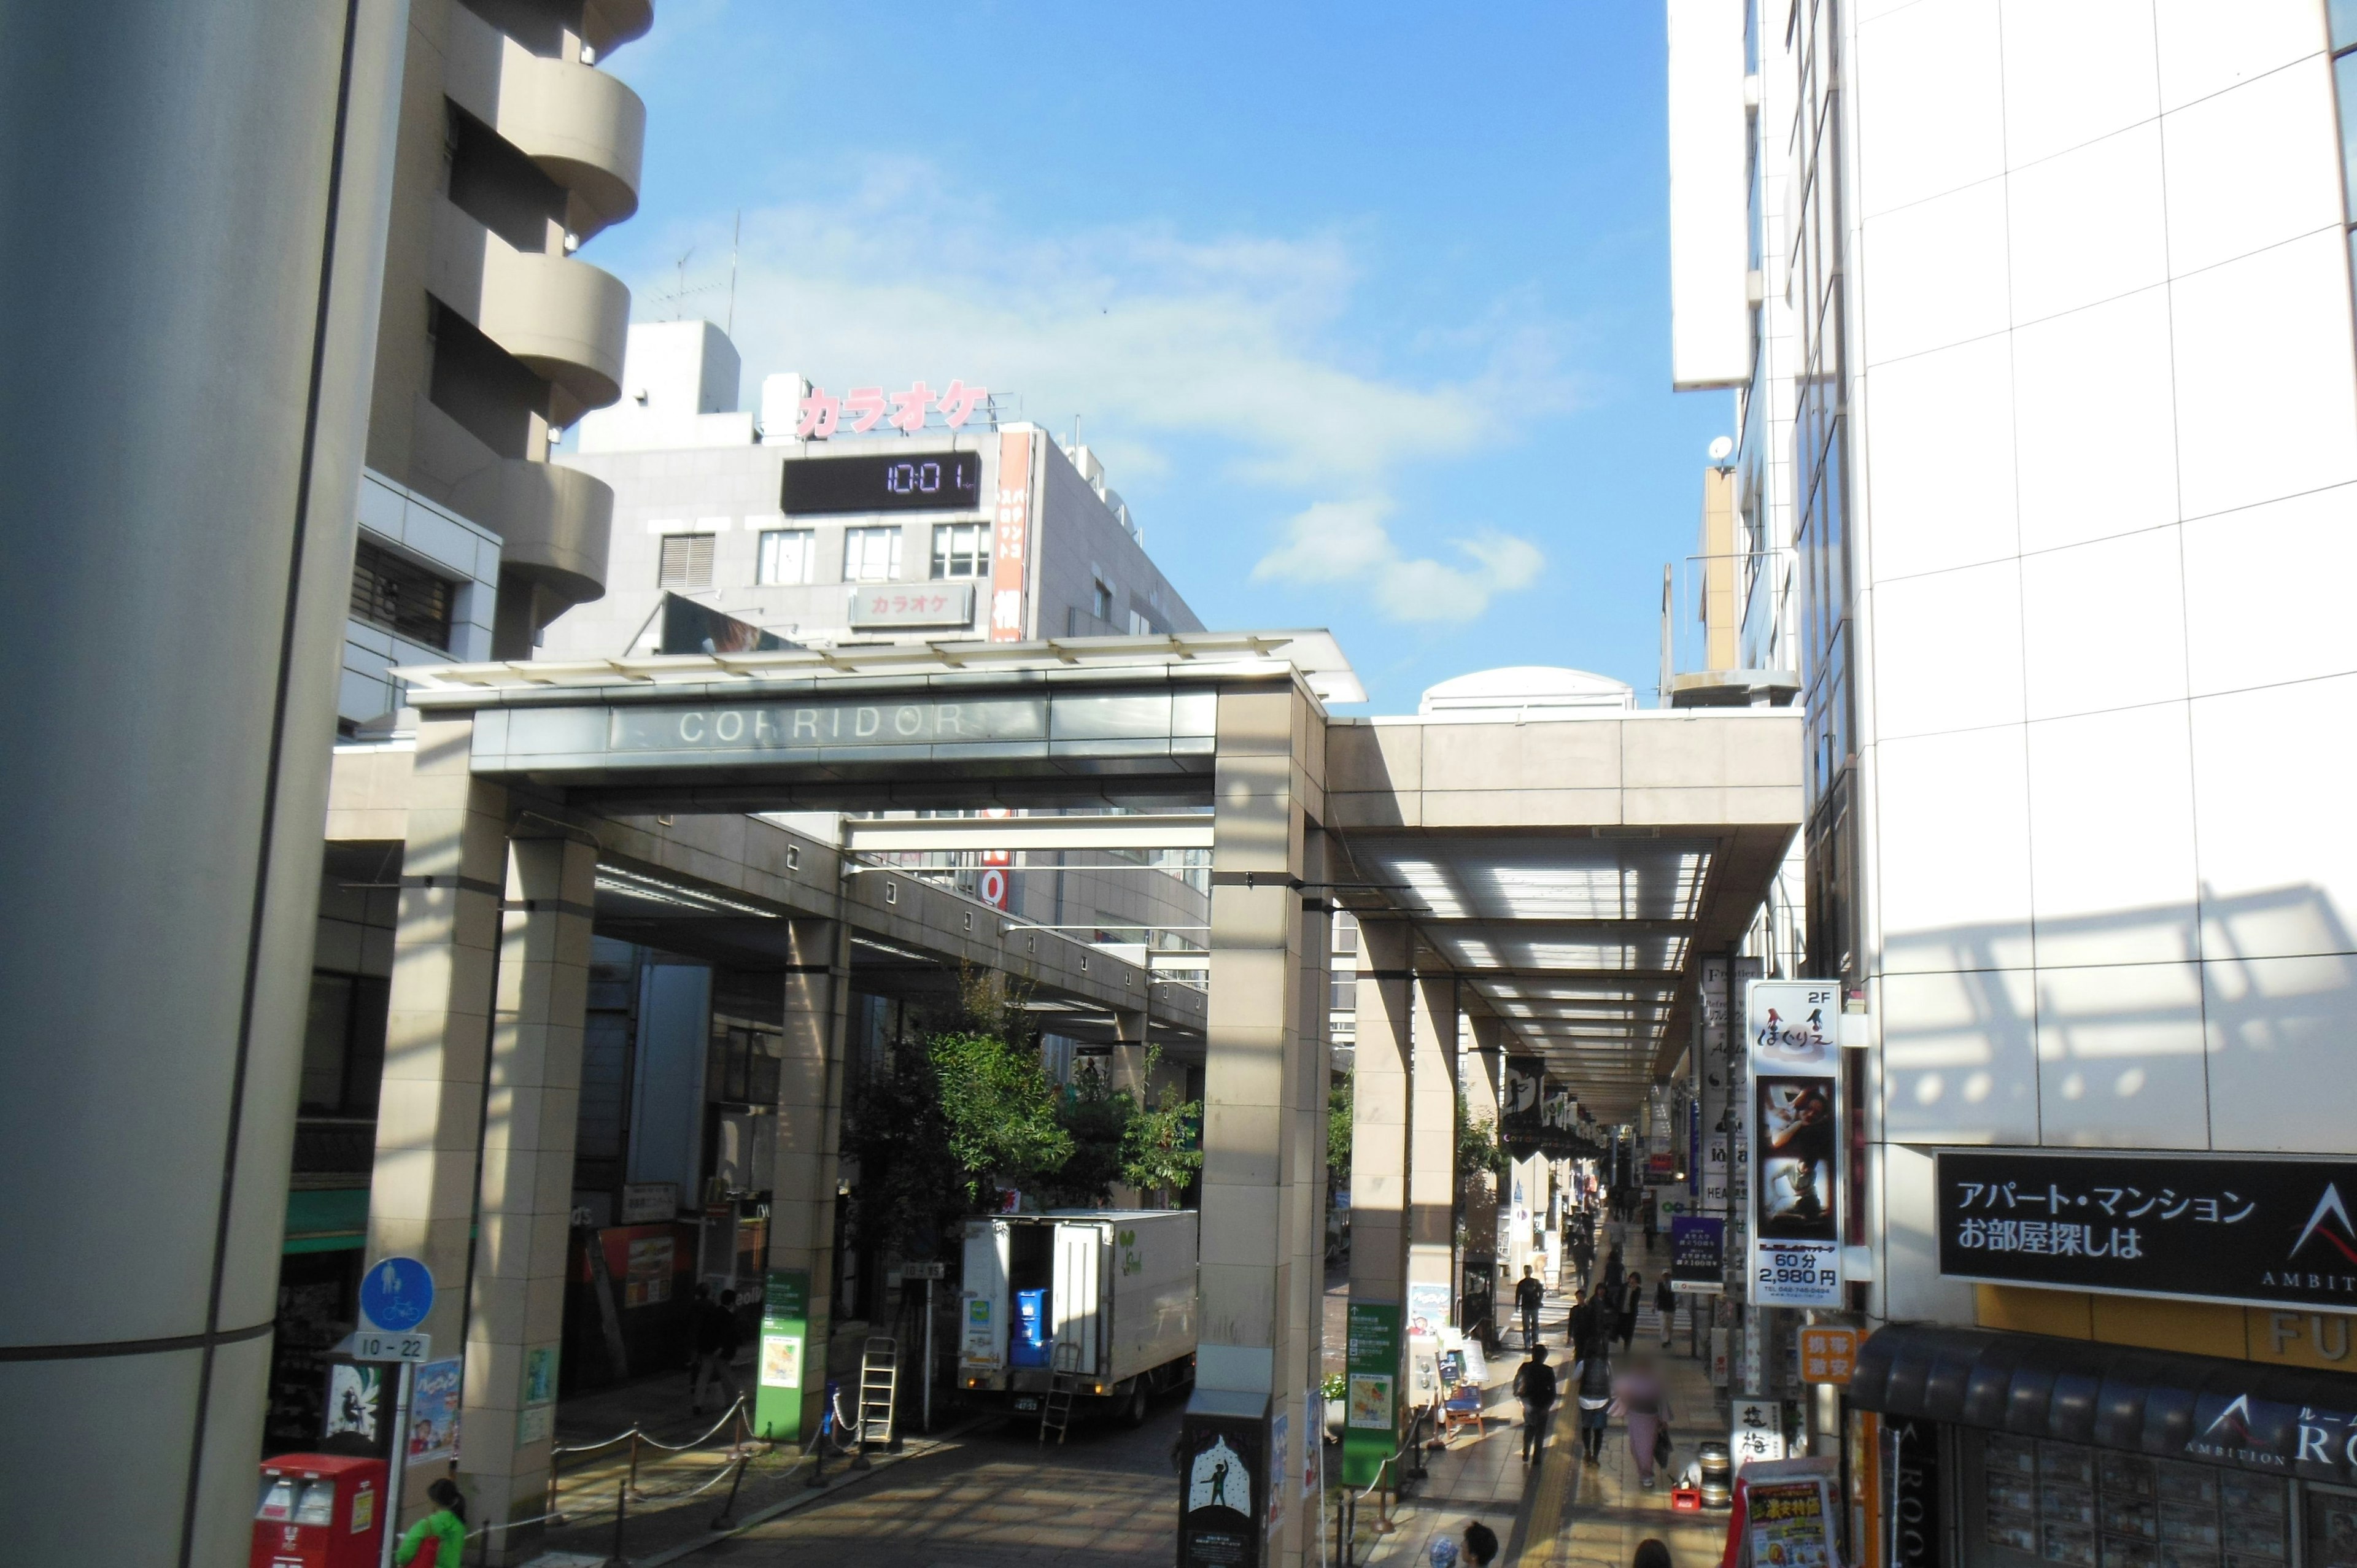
<box><xmin>394</xmin><ymin>1478</ymin><xmax>467</xmax><ymax>1566</ymax></box>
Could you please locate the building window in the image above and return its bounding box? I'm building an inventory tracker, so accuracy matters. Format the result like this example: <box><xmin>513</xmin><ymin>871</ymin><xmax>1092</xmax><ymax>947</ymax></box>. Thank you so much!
<box><xmin>659</xmin><ymin>533</ymin><xmax>715</xmax><ymax>589</ymax></box>
<box><xmin>1128</xmin><ymin>609</ymin><xmax>1154</xmax><ymax>636</ymax></box>
<box><xmin>349</xmin><ymin>539</ymin><xmax>455</xmax><ymax>650</ymax></box>
<box><xmin>759</xmin><ymin>528</ymin><xmax>815</xmax><ymax>585</ymax></box>
<box><xmin>1092</xmin><ymin>579</ymin><xmax>1113</xmax><ymax>620</ymax></box>
<box><xmin>1329</xmin><ymin>974</ymin><xmax>1358</xmax><ymax>1011</ymax></box>
<box><xmin>300</xmin><ymin>970</ymin><xmax>389</xmax><ymax>1118</ymax></box>
<box><xmin>844</xmin><ymin>526</ymin><xmax>902</xmax><ymax>582</ymax></box>
<box><xmin>931</xmin><ymin>522</ymin><xmax>991</xmax><ymax>579</ymax></box>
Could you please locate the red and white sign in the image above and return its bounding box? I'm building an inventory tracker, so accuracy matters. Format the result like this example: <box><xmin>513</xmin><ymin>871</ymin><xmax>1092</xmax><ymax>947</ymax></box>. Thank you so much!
<box><xmin>796</xmin><ymin>379</ymin><xmax>989</xmax><ymax>438</ymax></box>
<box><xmin>977</xmin><ymin>807</ymin><xmax>1010</xmax><ymax>909</ymax></box>
<box><xmin>989</xmin><ymin>431</ymin><xmax>1032</xmax><ymax>642</ymax></box>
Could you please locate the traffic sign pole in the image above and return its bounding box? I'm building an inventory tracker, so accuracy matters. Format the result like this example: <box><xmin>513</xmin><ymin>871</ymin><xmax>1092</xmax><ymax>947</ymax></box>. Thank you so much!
<box><xmin>377</xmin><ymin>1358</ymin><xmax>414</xmax><ymax>1568</ymax></box>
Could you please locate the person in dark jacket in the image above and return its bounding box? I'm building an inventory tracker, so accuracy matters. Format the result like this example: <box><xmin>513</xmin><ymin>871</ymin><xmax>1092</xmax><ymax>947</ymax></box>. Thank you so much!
<box><xmin>1512</xmin><ymin>1344</ymin><xmax>1558</xmax><ymax>1464</ymax></box>
<box><xmin>1655</xmin><ymin>1273</ymin><xmax>1679</xmax><ymax>1348</ymax></box>
<box><xmin>1514</xmin><ymin>1265</ymin><xmax>1544</xmax><ymax>1348</ymax></box>
<box><xmin>691</xmin><ymin>1287</ymin><xmax>741</xmax><ymax>1415</ymax></box>
<box><xmin>1573</xmin><ymin>1341</ymin><xmax>1614</xmax><ymax>1462</ymax></box>
<box><xmin>1616</xmin><ymin>1273</ymin><xmax>1643</xmax><ymax>1349</ymax></box>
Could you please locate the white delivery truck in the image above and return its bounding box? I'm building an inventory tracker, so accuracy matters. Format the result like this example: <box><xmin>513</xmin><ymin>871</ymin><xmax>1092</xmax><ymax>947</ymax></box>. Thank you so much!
<box><xmin>956</xmin><ymin>1209</ymin><xmax>1198</xmax><ymax>1425</ymax></box>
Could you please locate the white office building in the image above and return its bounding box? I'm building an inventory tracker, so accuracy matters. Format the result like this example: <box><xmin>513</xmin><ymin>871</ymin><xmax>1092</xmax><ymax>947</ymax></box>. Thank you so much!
<box><xmin>1670</xmin><ymin>1</ymin><xmax>2357</xmax><ymax>1556</ymax></box>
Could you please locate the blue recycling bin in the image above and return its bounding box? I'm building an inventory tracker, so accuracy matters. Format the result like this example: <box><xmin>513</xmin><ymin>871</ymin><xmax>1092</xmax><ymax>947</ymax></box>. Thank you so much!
<box><xmin>1010</xmin><ymin>1288</ymin><xmax>1050</xmax><ymax>1367</ymax></box>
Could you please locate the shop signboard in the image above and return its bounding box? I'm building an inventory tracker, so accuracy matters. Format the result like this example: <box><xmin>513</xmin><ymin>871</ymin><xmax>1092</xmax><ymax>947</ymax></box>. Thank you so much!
<box><xmin>1180</xmin><ymin>1392</ymin><xmax>1266</xmax><ymax>1568</ymax></box>
<box><xmin>1933</xmin><ymin>1148</ymin><xmax>2357</xmax><ymax>1312</ymax></box>
<box><xmin>516</xmin><ymin>1345</ymin><xmax>559</xmax><ymax>1445</ymax></box>
<box><xmin>754</xmin><ymin>1268</ymin><xmax>811</xmax><ymax>1443</ymax></box>
<box><xmin>1741</xmin><ymin>1467</ymin><xmax>1838</xmax><ymax>1568</ymax></box>
<box><xmin>1732</xmin><ymin>1398</ymin><xmax>1789</xmax><ymax>1468</ymax></box>
<box><xmin>1886</xmin><ymin>1416</ymin><xmax>1941</xmax><ymax>1568</ymax></box>
<box><xmin>1342</xmin><ymin>1300</ymin><xmax>1403</xmax><ymax>1488</ymax></box>
<box><xmin>1501</xmin><ymin>1056</ymin><xmax>1587</xmax><ymax>1159</ymax></box>
<box><xmin>1671</xmin><ymin>1216</ymin><xmax>1727</xmax><ymax>1294</ymax></box>
<box><xmin>1798</xmin><ymin>1326</ymin><xmax>1857</xmax><ymax>1385</ymax></box>
<box><xmin>405</xmin><ymin>1358</ymin><xmax>463</xmax><ymax>1466</ymax></box>
<box><xmin>1746</xmin><ymin>980</ymin><xmax>1843</xmax><ymax>1308</ymax></box>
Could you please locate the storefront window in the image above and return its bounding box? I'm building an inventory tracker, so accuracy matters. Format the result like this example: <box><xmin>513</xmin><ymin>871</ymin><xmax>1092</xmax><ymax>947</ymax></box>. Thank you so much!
<box><xmin>1968</xmin><ymin>1432</ymin><xmax>2289</xmax><ymax>1568</ymax></box>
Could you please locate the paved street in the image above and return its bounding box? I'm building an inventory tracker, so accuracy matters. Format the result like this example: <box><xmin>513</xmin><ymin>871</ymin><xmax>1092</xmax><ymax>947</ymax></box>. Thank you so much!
<box><xmin>675</xmin><ymin>1397</ymin><xmax>1188</xmax><ymax>1566</ymax></box>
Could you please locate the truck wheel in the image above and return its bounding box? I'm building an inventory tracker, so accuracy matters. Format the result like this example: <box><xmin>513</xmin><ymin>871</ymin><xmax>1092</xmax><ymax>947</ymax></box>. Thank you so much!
<box><xmin>1118</xmin><ymin>1377</ymin><xmax>1151</xmax><ymax>1427</ymax></box>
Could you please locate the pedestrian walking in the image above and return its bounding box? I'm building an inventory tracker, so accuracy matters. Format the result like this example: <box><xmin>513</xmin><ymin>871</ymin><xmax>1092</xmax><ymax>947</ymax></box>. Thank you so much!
<box><xmin>1512</xmin><ymin>1344</ymin><xmax>1558</xmax><ymax>1464</ymax></box>
<box><xmin>1573</xmin><ymin>1340</ymin><xmax>1613</xmax><ymax>1464</ymax></box>
<box><xmin>1633</xmin><ymin>1539</ymin><xmax>1674</xmax><ymax>1568</ymax></box>
<box><xmin>393</xmin><ymin>1478</ymin><xmax>466</xmax><ymax>1566</ymax></box>
<box><xmin>1601</xmin><ymin>1247</ymin><xmax>1624</xmax><ymax>1309</ymax></box>
<box><xmin>1463</xmin><ymin>1521</ymin><xmax>1501</xmax><ymax>1566</ymax></box>
<box><xmin>1614</xmin><ymin>1354</ymin><xmax>1675</xmax><ymax>1491</ymax></box>
<box><xmin>1655</xmin><ymin>1273</ymin><xmax>1678</xmax><ymax>1348</ymax></box>
<box><xmin>691</xmin><ymin>1286</ymin><xmax>741</xmax><ymax>1415</ymax></box>
<box><xmin>1616</xmin><ymin>1273</ymin><xmax>1642</xmax><ymax>1350</ymax></box>
<box><xmin>1515</xmin><ymin>1265</ymin><xmax>1544</xmax><ymax>1348</ymax></box>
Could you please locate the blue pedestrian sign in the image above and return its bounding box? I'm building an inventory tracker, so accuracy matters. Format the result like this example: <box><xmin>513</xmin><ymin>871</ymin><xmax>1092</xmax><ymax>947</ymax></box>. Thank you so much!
<box><xmin>360</xmin><ymin>1256</ymin><xmax>435</xmax><ymax>1334</ymax></box>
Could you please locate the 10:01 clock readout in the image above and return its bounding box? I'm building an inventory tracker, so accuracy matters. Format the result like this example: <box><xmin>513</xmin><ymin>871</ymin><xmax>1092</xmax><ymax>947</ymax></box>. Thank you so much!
<box><xmin>780</xmin><ymin>452</ymin><xmax>983</xmax><ymax>516</ymax></box>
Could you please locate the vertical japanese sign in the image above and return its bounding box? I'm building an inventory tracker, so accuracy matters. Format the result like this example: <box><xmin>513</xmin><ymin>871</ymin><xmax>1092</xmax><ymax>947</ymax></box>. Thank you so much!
<box><xmin>977</xmin><ymin>805</ymin><xmax>1011</xmax><ymax>910</ymax></box>
<box><xmin>1341</xmin><ymin>1300</ymin><xmax>1403</xmax><ymax>1488</ymax></box>
<box><xmin>1746</xmin><ymin>979</ymin><xmax>1843</xmax><ymax>1308</ymax></box>
<box><xmin>755</xmin><ymin>1268</ymin><xmax>811</xmax><ymax>1442</ymax></box>
<box><xmin>989</xmin><ymin>431</ymin><xmax>1031</xmax><ymax>641</ymax></box>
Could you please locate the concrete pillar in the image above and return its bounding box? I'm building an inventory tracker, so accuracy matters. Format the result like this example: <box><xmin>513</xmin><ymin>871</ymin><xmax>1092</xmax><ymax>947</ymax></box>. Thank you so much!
<box><xmin>1407</xmin><ymin>973</ymin><xmax>1460</xmax><ymax>1340</ymax></box>
<box><xmin>1461</xmin><ymin>1018</ymin><xmax>1504</xmax><ymax>1299</ymax></box>
<box><xmin>1195</xmin><ymin>684</ymin><xmax>1328</xmax><ymax>1567</ymax></box>
<box><xmin>0</xmin><ymin>5</ymin><xmax>406</xmax><ymax>1561</ymax></box>
<box><xmin>1111</xmin><ymin>1005</ymin><xmax>1150</xmax><ymax>1097</ymax></box>
<box><xmin>364</xmin><ymin>718</ymin><xmax>508</xmax><ymax>1523</ymax></box>
<box><xmin>767</xmin><ymin>917</ymin><xmax>850</xmax><ymax>1438</ymax></box>
<box><xmin>1347</xmin><ymin>921</ymin><xmax>1412</xmax><ymax>1313</ymax></box>
<box><xmin>463</xmin><ymin>833</ymin><xmax>598</xmax><ymax>1555</ymax></box>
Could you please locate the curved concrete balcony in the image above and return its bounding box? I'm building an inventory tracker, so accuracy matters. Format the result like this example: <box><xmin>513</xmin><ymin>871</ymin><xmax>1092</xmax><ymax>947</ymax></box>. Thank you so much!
<box><xmin>429</xmin><ymin>199</ymin><xmax>629</xmax><ymax>419</ymax></box>
<box><xmin>583</xmin><ymin>0</ymin><xmax>654</xmax><ymax>58</ymax></box>
<box><xmin>444</xmin><ymin>6</ymin><xmax>646</xmax><ymax>239</ymax></box>
<box><xmin>448</xmin><ymin>455</ymin><xmax>613</xmax><ymax>607</ymax></box>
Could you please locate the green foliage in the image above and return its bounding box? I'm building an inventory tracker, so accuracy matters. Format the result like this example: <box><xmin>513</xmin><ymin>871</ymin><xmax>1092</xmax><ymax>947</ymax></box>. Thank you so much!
<box><xmin>843</xmin><ymin>1045</ymin><xmax>967</xmax><ymax>1260</ymax></box>
<box><xmin>1044</xmin><ymin>1059</ymin><xmax>1132</xmax><ymax>1207</ymax></box>
<box><xmin>1121</xmin><ymin>1045</ymin><xmax>1204</xmax><ymax>1201</ymax></box>
<box><xmin>929</xmin><ymin>1028</ymin><xmax>1073</xmax><ymax>1205</ymax></box>
<box><xmin>1455</xmin><ymin>1090</ymin><xmax>1507</xmax><ymax>1186</ymax></box>
<box><xmin>1328</xmin><ymin>1073</ymin><xmax>1353</xmax><ymax>1181</ymax></box>
<box><xmin>1321</xmin><ymin>1371</ymin><xmax>1347</xmax><ymax>1402</ymax></box>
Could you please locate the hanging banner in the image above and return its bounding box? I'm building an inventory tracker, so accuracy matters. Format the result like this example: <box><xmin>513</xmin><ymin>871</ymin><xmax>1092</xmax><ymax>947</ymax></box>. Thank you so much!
<box><xmin>1500</xmin><ymin>1057</ymin><xmax>1590</xmax><ymax>1159</ymax></box>
<box><xmin>1747</xmin><ymin>979</ymin><xmax>1843</xmax><ymax>1308</ymax></box>
<box><xmin>988</xmin><ymin>431</ymin><xmax>1032</xmax><ymax>641</ymax></box>
<box><xmin>1671</xmin><ymin>1215</ymin><xmax>1726</xmax><ymax>1294</ymax></box>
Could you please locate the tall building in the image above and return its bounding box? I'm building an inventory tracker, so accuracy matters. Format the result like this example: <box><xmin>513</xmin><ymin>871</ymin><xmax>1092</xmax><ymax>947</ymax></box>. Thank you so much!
<box><xmin>1670</xmin><ymin>0</ymin><xmax>2357</xmax><ymax>1556</ymax></box>
<box><xmin>335</xmin><ymin>0</ymin><xmax>649</xmax><ymax>728</ymax></box>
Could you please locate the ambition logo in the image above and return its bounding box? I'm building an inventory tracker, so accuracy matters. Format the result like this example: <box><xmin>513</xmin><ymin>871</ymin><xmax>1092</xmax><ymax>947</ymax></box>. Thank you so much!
<box><xmin>2293</xmin><ymin>1186</ymin><xmax>2357</xmax><ymax>1265</ymax></box>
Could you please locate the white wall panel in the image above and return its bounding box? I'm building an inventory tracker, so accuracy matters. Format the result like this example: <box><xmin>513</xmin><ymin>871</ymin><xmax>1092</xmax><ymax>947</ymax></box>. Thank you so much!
<box><xmin>1861</xmin><ymin>179</ymin><xmax>2012</xmax><ymax>365</ymax></box>
<box><xmin>2161</xmin><ymin>58</ymin><xmax>2344</xmax><ymax>276</ymax></box>
<box><xmin>2011</xmin><ymin>287</ymin><xmax>2181</xmax><ymax>555</ymax></box>
<box><xmin>2018</xmin><ymin>527</ymin><xmax>2188</xmax><ymax>721</ymax></box>
<box><xmin>1667</xmin><ymin>0</ymin><xmax>1752</xmax><ymax>390</ymax></box>
<box><xmin>2034</xmin><ymin>960</ymin><xmax>2209</xmax><ymax>1148</ymax></box>
<box><xmin>2205</xmin><ymin>952</ymin><xmax>2357</xmax><ymax>1154</ymax></box>
<box><xmin>2171</xmin><ymin>230</ymin><xmax>2357</xmax><ymax>519</ymax></box>
<box><xmin>1861</xmin><ymin>336</ymin><xmax>2019</xmax><ymax>581</ymax></box>
<box><xmin>2151</xmin><ymin>0</ymin><xmax>2325</xmax><ymax>114</ymax></box>
<box><xmin>1880</xmin><ymin>968</ymin><xmax>2042</xmax><ymax>1144</ymax></box>
<box><xmin>1857</xmin><ymin>0</ymin><xmax>2007</xmax><ymax>217</ymax></box>
<box><xmin>1870</xmin><ymin>558</ymin><xmax>2026</xmax><ymax>738</ymax></box>
<box><xmin>1999</xmin><ymin>0</ymin><xmax>2161</xmax><ymax>167</ymax></box>
<box><xmin>1878</xmin><ymin>1142</ymin><xmax>1983</xmax><ymax>1323</ymax></box>
<box><xmin>2182</xmin><ymin>484</ymin><xmax>2357</xmax><ymax>697</ymax></box>
<box><xmin>2191</xmin><ymin>673</ymin><xmax>2357</xmax><ymax>962</ymax></box>
<box><xmin>2006</xmin><ymin>123</ymin><xmax>2169</xmax><ymax>324</ymax></box>
<box><xmin>1876</xmin><ymin>727</ymin><xmax>2035</xmax><ymax>973</ymax></box>
<box><xmin>2026</xmin><ymin>704</ymin><xmax>2199</xmax><ymax>968</ymax></box>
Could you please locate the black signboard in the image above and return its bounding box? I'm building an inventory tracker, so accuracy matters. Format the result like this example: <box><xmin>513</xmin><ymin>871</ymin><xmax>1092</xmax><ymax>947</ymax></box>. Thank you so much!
<box><xmin>658</xmin><ymin>593</ymin><xmax>792</xmax><ymax>655</ymax></box>
<box><xmin>1501</xmin><ymin>1056</ymin><xmax>1594</xmax><ymax>1161</ymax></box>
<box><xmin>1670</xmin><ymin>1215</ymin><xmax>1725</xmax><ymax>1292</ymax></box>
<box><xmin>1178</xmin><ymin>1391</ymin><xmax>1266</xmax><ymax>1568</ymax></box>
<box><xmin>780</xmin><ymin>450</ymin><xmax>983</xmax><ymax>515</ymax></box>
<box><xmin>1935</xmin><ymin>1149</ymin><xmax>2357</xmax><ymax>1310</ymax></box>
<box><xmin>1887</xmin><ymin>1416</ymin><xmax>1941</xmax><ymax>1568</ymax></box>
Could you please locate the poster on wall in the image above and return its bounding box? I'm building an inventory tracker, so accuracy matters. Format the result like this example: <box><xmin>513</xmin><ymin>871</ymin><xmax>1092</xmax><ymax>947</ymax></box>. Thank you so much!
<box><xmin>406</xmin><ymin>1357</ymin><xmax>463</xmax><ymax>1466</ymax></box>
<box><xmin>1746</xmin><ymin>980</ymin><xmax>1843</xmax><ymax>1308</ymax></box>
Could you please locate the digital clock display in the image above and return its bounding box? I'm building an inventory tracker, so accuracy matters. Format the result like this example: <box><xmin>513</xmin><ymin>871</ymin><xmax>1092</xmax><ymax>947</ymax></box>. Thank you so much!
<box><xmin>779</xmin><ymin>452</ymin><xmax>983</xmax><ymax>516</ymax></box>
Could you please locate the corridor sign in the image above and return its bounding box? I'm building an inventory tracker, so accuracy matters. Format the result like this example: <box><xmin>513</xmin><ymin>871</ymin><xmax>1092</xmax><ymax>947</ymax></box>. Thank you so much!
<box><xmin>1746</xmin><ymin>981</ymin><xmax>1842</xmax><ymax>1307</ymax></box>
<box><xmin>1341</xmin><ymin>1300</ymin><xmax>1402</xmax><ymax>1488</ymax></box>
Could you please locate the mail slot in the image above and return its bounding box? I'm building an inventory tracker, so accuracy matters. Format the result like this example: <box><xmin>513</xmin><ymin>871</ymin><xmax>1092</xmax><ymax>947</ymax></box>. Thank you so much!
<box><xmin>250</xmin><ymin>1453</ymin><xmax>384</xmax><ymax>1568</ymax></box>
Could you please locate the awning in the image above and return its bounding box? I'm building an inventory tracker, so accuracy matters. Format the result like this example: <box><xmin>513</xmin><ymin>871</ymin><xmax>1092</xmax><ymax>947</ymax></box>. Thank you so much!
<box><xmin>1851</xmin><ymin>1324</ymin><xmax>2357</xmax><ymax>1485</ymax></box>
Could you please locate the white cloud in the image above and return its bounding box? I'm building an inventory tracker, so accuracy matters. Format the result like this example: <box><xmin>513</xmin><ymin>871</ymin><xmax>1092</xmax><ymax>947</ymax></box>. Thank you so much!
<box><xmin>620</xmin><ymin>160</ymin><xmax>1581</xmax><ymax>622</ymax></box>
<box><xmin>1253</xmin><ymin>499</ymin><xmax>1546</xmax><ymax>624</ymax></box>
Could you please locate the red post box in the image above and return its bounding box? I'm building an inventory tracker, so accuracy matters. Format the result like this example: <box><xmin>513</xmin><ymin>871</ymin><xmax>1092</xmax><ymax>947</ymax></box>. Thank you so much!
<box><xmin>250</xmin><ymin>1453</ymin><xmax>387</xmax><ymax>1568</ymax></box>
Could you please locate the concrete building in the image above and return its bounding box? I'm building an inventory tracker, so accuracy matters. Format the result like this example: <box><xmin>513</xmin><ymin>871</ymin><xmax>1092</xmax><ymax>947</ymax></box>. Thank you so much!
<box><xmin>335</xmin><ymin>0</ymin><xmax>649</xmax><ymax>728</ymax></box>
<box><xmin>1669</xmin><ymin>1</ymin><xmax>2357</xmax><ymax>1559</ymax></box>
<box><xmin>540</xmin><ymin>319</ymin><xmax>1195</xmax><ymax>656</ymax></box>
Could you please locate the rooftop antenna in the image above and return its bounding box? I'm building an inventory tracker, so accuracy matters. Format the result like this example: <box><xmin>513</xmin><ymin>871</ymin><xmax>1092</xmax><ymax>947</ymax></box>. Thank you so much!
<box><xmin>671</xmin><ymin>245</ymin><xmax>692</xmax><ymax>320</ymax></box>
<box><xmin>726</xmin><ymin>210</ymin><xmax>740</xmax><ymax>338</ymax></box>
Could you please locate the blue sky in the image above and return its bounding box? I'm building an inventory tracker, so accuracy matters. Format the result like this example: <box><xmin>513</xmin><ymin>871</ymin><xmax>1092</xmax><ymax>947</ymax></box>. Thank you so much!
<box><xmin>589</xmin><ymin>1</ymin><xmax>1733</xmax><ymax>713</ymax></box>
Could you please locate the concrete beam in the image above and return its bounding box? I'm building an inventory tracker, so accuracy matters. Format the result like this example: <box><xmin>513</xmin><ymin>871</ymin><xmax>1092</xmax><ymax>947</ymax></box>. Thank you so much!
<box><xmin>841</xmin><ymin>814</ymin><xmax>1213</xmax><ymax>852</ymax></box>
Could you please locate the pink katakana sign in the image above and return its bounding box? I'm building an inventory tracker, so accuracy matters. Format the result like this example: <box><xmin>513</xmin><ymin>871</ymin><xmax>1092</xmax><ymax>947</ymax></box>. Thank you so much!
<box><xmin>797</xmin><ymin>379</ymin><xmax>990</xmax><ymax>439</ymax></box>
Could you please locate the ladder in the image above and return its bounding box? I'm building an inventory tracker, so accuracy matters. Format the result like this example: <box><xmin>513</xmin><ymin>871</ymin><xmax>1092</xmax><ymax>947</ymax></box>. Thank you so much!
<box><xmin>857</xmin><ymin>1336</ymin><xmax>899</xmax><ymax>1451</ymax></box>
<box><xmin>1039</xmin><ymin>1340</ymin><xmax>1084</xmax><ymax>1445</ymax></box>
